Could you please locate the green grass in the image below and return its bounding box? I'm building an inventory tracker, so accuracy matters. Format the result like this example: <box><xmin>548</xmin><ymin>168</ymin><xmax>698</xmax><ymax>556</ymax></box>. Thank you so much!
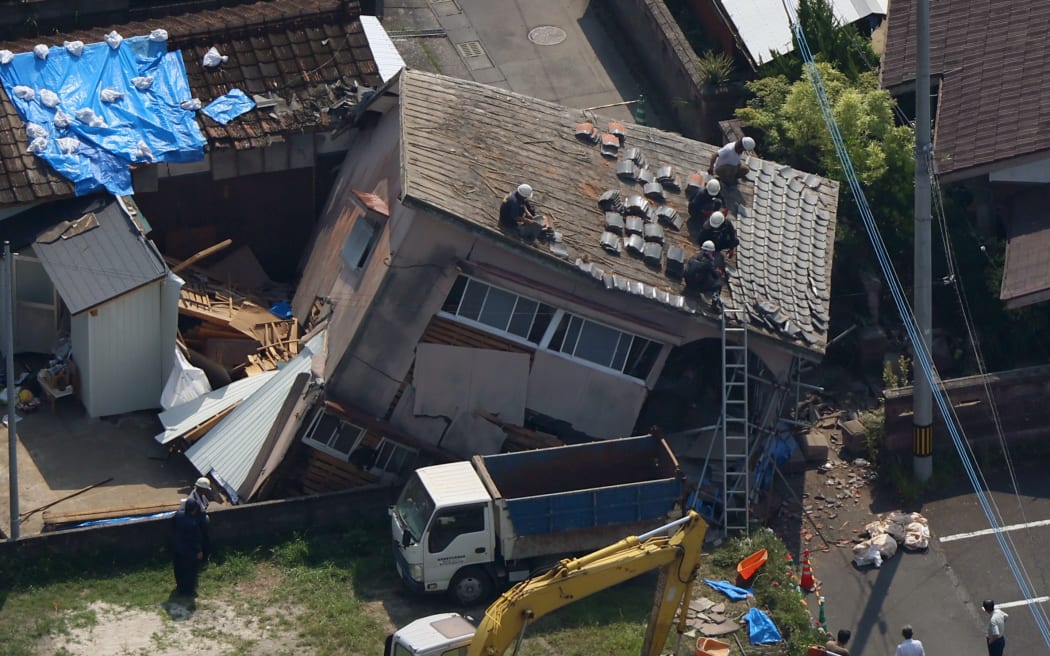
<box><xmin>1</xmin><ymin>519</ymin><xmax>815</xmax><ymax>656</ymax></box>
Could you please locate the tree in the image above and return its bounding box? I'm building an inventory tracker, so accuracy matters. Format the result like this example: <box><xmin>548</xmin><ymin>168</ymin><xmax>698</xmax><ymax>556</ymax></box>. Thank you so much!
<box><xmin>761</xmin><ymin>0</ymin><xmax>878</xmax><ymax>83</ymax></box>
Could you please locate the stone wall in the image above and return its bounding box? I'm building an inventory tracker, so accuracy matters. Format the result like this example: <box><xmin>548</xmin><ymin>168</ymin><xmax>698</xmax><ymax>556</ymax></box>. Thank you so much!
<box><xmin>0</xmin><ymin>485</ymin><xmax>397</xmax><ymax>565</ymax></box>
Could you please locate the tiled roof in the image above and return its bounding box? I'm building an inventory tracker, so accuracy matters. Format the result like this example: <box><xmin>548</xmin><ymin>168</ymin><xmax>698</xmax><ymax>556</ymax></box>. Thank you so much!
<box><xmin>398</xmin><ymin>70</ymin><xmax>838</xmax><ymax>355</ymax></box>
<box><xmin>0</xmin><ymin>0</ymin><xmax>382</xmax><ymax>206</ymax></box>
<box><xmin>1001</xmin><ymin>187</ymin><xmax>1050</xmax><ymax>309</ymax></box>
<box><xmin>881</xmin><ymin>0</ymin><xmax>1050</xmax><ymax>180</ymax></box>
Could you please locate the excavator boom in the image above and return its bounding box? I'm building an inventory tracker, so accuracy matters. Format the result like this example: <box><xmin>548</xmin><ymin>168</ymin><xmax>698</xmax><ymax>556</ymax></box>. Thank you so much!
<box><xmin>467</xmin><ymin>511</ymin><xmax>708</xmax><ymax>656</ymax></box>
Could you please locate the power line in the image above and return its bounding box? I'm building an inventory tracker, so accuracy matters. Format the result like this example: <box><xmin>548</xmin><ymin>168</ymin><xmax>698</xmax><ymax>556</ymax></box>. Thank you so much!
<box><xmin>784</xmin><ymin>5</ymin><xmax>1050</xmax><ymax>646</ymax></box>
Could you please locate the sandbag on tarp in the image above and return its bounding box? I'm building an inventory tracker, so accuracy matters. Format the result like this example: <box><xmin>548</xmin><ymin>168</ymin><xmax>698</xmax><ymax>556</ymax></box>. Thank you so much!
<box><xmin>0</xmin><ymin>34</ymin><xmax>206</xmax><ymax>196</ymax></box>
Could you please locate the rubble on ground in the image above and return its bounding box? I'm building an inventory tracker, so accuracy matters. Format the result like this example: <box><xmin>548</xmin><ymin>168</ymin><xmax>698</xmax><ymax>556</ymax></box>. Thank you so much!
<box><xmin>852</xmin><ymin>510</ymin><xmax>930</xmax><ymax>567</ymax></box>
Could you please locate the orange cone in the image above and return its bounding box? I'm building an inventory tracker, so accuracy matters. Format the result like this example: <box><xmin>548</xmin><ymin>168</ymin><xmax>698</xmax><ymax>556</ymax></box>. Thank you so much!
<box><xmin>799</xmin><ymin>549</ymin><xmax>815</xmax><ymax>592</ymax></box>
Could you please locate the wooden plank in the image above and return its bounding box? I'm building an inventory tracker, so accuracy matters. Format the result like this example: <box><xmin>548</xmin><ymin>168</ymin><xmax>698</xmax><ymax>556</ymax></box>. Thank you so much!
<box><xmin>43</xmin><ymin>502</ymin><xmax>179</xmax><ymax>527</ymax></box>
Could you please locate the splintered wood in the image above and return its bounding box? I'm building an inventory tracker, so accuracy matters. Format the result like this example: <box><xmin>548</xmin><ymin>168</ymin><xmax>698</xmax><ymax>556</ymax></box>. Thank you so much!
<box><xmin>177</xmin><ymin>274</ymin><xmax>300</xmax><ymax>377</ymax></box>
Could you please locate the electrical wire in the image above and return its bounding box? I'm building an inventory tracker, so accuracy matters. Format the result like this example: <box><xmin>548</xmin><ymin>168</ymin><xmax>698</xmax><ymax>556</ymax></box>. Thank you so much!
<box><xmin>784</xmin><ymin>5</ymin><xmax>1050</xmax><ymax>646</ymax></box>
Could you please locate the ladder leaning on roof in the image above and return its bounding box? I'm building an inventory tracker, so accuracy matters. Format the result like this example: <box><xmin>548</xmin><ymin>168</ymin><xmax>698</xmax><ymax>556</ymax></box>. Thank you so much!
<box><xmin>721</xmin><ymin>306</ymin><xmax>750</xmax><ymax>534</ymax></box>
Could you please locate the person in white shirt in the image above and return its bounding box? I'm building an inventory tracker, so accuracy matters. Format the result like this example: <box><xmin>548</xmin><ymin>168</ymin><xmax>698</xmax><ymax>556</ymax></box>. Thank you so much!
<box><xmin>708</xmin><ymin>136</ymin><xmax>755</xmax><ymax>182</ymax></box>
<box><xmin>895</xmin><ymin>625</ymin><xmax>925</xmax><ymax>656</ymax></box>
<box><xmin>983</xmin><ymin>599</ymin><xmax>1007</xmax><ymax>656</ymax></box>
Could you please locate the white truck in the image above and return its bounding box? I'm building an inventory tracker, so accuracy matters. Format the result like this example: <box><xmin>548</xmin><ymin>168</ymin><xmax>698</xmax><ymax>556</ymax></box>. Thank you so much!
<box><xmin>389</xmin><ymin>434</ymin><xmax>684</xmax><ymax>605</ymax></box>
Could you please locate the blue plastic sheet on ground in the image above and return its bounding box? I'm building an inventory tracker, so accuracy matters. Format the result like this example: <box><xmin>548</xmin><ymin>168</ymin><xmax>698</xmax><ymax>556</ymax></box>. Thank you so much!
<box><xmin>703</xmin><ymin>579</ymin><xmax>754</xmax><ymax>600</ymax></box>
<box><xmin>0</xmin><ymin>36</ymin><xmax>205</xmax><ymax>197</ymax></box>
<box><xmin>744</xmin><ymin>607</ymin><xmax>782</xmax><ymax>645</ymax></box>
<box><xmin>73</xmin><ymin>510</ymin><xmax>177</xmax><ymax>529</ymax></box>
<box><xmin>202</xmin><ymin>88</ymin><xmax>255</xmax><ymax>125</ymax></box>
<box><xmin>269</xmin><ymin>300</ymin><xmax>293</xmax><ymax>320</ymax></box>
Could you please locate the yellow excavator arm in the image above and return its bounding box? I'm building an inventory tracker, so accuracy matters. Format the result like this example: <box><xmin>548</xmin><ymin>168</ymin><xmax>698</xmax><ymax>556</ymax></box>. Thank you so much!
<box><xmin>467</xmin><ymin>511</ymin><xmax>709</xmax><ymax>656</ymax></box>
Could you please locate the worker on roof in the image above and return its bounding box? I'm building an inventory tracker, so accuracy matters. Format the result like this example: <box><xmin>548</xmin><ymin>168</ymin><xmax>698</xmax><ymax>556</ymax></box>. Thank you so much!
<box><xmin>708</xmin><ymin>136</ymin><xmax>755</xmax><ymax>183</ymax></box>
<box><xmin>499</xmin><ymin>184</ymin><xmax>538</xmax><ymax>227</ymax></box>
<box><xmin>697</xmin><ymin>211</ymin><xmax>739</xmax><ymax>256</ymax></box>
<box><xmin>688</xmin><ymin>177</ymin><xmax>724</xmax><ymax>222</ymax></box>
<box><xmin>683</xmin><ymin>241</ymin><xmax>727</xmax><ymax>312</ymax></box>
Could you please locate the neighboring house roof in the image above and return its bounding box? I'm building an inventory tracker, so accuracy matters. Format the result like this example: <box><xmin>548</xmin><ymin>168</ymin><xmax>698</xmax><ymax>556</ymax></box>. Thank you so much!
<box><xmin>717</xmin><ymin>0</ymin><xmax>887</xmax><ymax>67</ymax></box>
<box><xmin>397</xmin><ymin>70</ymin><xmax>839</xmax><ymax>355</ymax></box>
<box><xmin>7</xmin><ymin>195</ymin><xmax>167</xmax><ymax>314</ymax></box>
<box><xmin>1000</xmin><ymin>188</ymin><xmax>1050</xmax><ymax>309</ymax></box>
<box><xmin>881</xmin><ymin>0</ymin><xmax>1050</xmax><ymax>180</ymax></box>
<box><xmin>186</xmin><ymin>330</ymin><xmax>325</xmax><ymax>502</ymax></box>
<box><xmin>0</xmin><ymin>0</ymin><xmax>385</xmax><ymax>206</ymax></box>
<box><xmin>154</xmin><ymin>370</ymin><xmax>279</xmax><ymax>445</ymax></box>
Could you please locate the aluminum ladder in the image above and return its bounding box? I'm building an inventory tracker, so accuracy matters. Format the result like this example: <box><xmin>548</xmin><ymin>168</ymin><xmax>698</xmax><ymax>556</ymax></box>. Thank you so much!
<box><xmin>721</xmin><ymin>308</ymin><xmax>750</xmax><ymax>534</ymax></box>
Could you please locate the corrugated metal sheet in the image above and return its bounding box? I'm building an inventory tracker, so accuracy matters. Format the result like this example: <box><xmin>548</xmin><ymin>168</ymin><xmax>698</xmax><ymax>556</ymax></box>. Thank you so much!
<box><xmin>360</xmin><ymin>15</ymin><xmax>406</xmax><ymax>82</ymax></box>
<box><xmin>185</xmin><ymin>331</ymin><xmax>326</xmax><ymax>496</ymax></box>
<box><xmin>32</xmin><ymin>197</ymin><xmax>167</xmax><ymax>315</ymax></box>
<box><xmin>154</xmin><ymin>371</ymin><xmax>279</xmax><ymax>445</ymax></box>
<box><xmin>416</xmin><ymin>462</ymin><xmax>489</xmax><ymax>506</ymax></box>
<box><xmin>721</xmin><ymin>0</ymin><xmax>887</xmax><ymax>66</ymax></box>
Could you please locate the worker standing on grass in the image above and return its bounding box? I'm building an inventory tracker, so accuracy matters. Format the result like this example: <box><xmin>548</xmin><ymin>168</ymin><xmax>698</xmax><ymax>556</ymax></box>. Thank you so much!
<box><xmin>173</xmin><ymin>499</ymin><xmax>204</xmax><ymax>597</ymax></box>
<box><xmin>187</xmin><ymin>477</ymin><xmax>212</xmax><ymax>561</ymax></box>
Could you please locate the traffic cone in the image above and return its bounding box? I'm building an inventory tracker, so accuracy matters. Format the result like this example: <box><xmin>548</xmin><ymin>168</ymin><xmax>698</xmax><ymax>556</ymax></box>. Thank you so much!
<box><xmin>818</xmin><ymin>595</ymin><xmax>826</xmax><ymax>626</ymax></box>
<box><xmin>799</xmin><ymin>549</ymin><xmax>815</xmax><ymax>592</ymax></box>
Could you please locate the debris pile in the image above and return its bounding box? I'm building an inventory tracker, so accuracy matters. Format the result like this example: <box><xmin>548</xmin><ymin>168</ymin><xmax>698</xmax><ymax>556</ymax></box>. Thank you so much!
<box><xmin>852</xmin><ymin>511</ymin><xmax>930</xmax><ymax>567</ymax></box>
<box><xmin>681</xmin><ymin>596</ymin><xmax>742</xmax><ymax>637</ymax></box>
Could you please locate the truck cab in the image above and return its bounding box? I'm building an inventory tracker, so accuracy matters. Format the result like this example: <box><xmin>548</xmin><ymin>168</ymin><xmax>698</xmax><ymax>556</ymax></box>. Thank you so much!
<box><xmin>390</xmin><ymin>461</ymin><xmax>497</xmax><ymax>604</ymax></box>
<box><xmin>384</xmin><ymin>612</ymin><xmax>475</xmax><ymax>656</ymax></box>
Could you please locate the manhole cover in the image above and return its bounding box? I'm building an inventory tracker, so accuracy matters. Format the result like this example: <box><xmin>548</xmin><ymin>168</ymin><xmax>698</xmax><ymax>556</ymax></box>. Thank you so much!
<box><xmin>528</xmin><ymin>26</ymin><xmax>567</xmax><ymax>46</ymax></box>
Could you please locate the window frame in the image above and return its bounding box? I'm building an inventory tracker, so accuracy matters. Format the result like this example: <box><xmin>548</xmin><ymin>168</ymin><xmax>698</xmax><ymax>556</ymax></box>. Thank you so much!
<box><xmin>439</xmin><ymin>275</ymin><xmax>555</xmax><ymax>346</ymax></box>
<box><xmin>371</xmin><ymin>437</ymin><xmax>419</xmax><ymax>477</ymax></box>
<box><xmin>341</xmin><ymin>216</ymin><xmax>379</xmax><ymax>271</ymax></box>
<box><xmin>301</xmin><ymin>407</ymin><xmax>367</xmax><ymax>461</ymax></box>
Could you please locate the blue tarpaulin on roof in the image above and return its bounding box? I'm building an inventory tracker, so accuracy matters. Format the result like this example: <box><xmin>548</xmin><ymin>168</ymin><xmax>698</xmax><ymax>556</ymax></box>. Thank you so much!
<box><xmin>202</xmin><ymin>88</ymin><xmax>255</xmax><ymax>125</ymax></box>
<box><xmin>0</xmin><ymin>35</ymin><xmax>206</xmax><ymax>196</ymax></box>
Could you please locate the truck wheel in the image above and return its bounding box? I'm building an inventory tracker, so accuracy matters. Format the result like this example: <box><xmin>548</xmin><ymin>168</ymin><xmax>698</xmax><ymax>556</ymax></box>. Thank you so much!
<box><xmin>449</xmin><ymin>567</ymin><xmax>492</xmax><ymax>606</ymax></box>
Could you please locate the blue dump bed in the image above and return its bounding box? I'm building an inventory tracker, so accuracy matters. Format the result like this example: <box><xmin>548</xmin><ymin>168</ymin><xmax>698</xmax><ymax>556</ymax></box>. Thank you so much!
<box><xmin>472</xmin><ymin>435</ymin><xmax>683</xmax><ymax>560</ymax></box>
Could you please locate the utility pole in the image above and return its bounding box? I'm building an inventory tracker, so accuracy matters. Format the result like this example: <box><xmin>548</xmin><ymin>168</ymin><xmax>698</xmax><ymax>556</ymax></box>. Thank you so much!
<box><xmin>913</xmin><ymin>0</ymin><xmax>933</xmax><ymax>482</ymax></box>
<box><xmin>4</xmin><ymin>242</ymin><xmax>18</xmax><ymax>539</ymax></box>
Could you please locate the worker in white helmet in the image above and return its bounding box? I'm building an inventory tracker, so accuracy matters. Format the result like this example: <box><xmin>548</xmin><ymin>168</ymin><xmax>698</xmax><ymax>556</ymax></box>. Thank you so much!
<box><xmin>708</xmin><ymin>135</ymin><xmax>755</xmax><ymax>183</ymax></box>
<box><xmin>698</xmin><ymin>210</ymin><xmax>739</xmax><ymax>255</ymax></box>
<box><xmin>499</xmin><ymin>183</ymin><xmax>538</xmax><ymax>227</ymax></box>
<box><xmin>187</xmin><ymin>476</ymin><xmax>213</xmax><ymax>560</ymax></box>
<box><xmin>688</xmin><ymin>176</ymin><xmax>725</xmax><ymax>222</ymax></box>
<box><xmin>684</xmin><ymin>240</ymin><xmax>728</xmax><ymax>312</ymax></box>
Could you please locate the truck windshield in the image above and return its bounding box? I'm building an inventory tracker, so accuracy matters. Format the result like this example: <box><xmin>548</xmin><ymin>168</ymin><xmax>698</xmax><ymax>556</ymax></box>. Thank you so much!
<box><xmin>394</xmin><ymin>474</ymin><xmax>434</xmax><ymax>543</ymax></box>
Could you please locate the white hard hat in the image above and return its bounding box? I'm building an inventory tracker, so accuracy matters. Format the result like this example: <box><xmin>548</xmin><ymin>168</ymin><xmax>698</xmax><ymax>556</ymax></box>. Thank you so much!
<box><xmin>709</xmin><ymin>211</ymin><xmax>725</xmax><ymax>228</ymax></box>
<box><xmin>517</xmin><ymin>184</ymin><xmax>533</xmax><ymax>199</ymax></box>
<box><xmin>705</xmin><ymin>178</ymin><xmax>721</xmax><ymax>195</ymax></box>
<box><xmin>741</xmin><ymin>136</ymin><xmax>756</xmax><ymax>151</ymax></box>
<box><xmin>701</xmin><ymin>240</ymin><xmax>716</xmax><ymax>252</ymax></box>
<box><xmin>195</xmin><ymin>477</ymin><xmax>212</xmax><ymax>491</ymax></box>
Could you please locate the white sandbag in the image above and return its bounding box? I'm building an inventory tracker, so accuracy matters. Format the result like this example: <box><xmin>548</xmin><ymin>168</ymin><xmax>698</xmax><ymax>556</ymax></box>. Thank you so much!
<box><xmin>0</xmin><ymin>50</ymin><xmax>14</xmax><ymax>65</ymax></box>
<box><xmin>202</xmin><ymin>46</ymin><xmax>228</xmax><ymax>68</ymax></box>
<box><xmin>131</xmin><ymin>76</ymin><xmax>154</xmax><ymax>90</ymax></box>
<box><xmin>104</xmin><ymin>31</ymin><xmax>123</xmax><ymax>49</ymax></box>
<box><xmin>75</xmin><ymin>108</ymin><xmax>107</xmax><ymax>128</ymax></box>
<box><xmin>903</xmin><ymin>522</ymin><xmax>930</xmax><ymax>551</ymax></box>
<box><xmin>885</xmin><ymin>520</ymin><xmax>908</xmax><ymax>543</ymax></box>
<box><xmin>33</xmin><ymin>44</ymin><xmax>49</xmax><ymax>60</ymax></box>
<box><xmin>149</xmin><ymin>29</ymin><xmax>169</xmax><ymax>42</ymax></box>
<box><xmin>100</xmin><ymin>87</ymin><xmax>124</xmax><ymax>103</ymax></box>
<box><xmin>852</xmin><ymin>540</ymin><xmax>883</xmax><ymax>568</ymax></box>
<box><xmin>25</xmin><ymin>122</ymin><xmax>48</xmax><ymax>140</ymax></box>
<box><xmin>39</xmin><ymin>88</ymin><xmax>59</xmax><ymax>108</ymax></box>
<box><xmin>179</xmin><ymin>98</ymin><xmax>202</xmax><ymax>111</ymax></box>
<box><xmin>64</xmin><ymin>40</ymin><xmax>85</xmax><ymax>57</ymax></box>
<box><xmin>57</xmin><ymin>137</ymin><xmax>80</xmax><ymax>154</ymax></box>
<box><xmin>872</xmin><ymin>533</ymin><xmax>898</xmax><ymax>559</ymax></box>
<box><xmin>13</xmin><ymin>85</ymin><xmax>35</xmax><ymax>101</ymax></box>
<box><xmin>864</xmin><ymin>520</ymin><xmax>888</xmax><ymax>538</ymax></box>
<box><xmin>27</xmin><ymin>136</ymin><xmax>48</xmax><ymax>154</ymax></box>
<box><xmin>136</xmin><ymin>140</ymin><xmax>154</xmax><ymax>161</ymax></box>
<box><xmin>53</xmin><ymin>109</ymin><xmax>73</xmax><ymax>129</ymax></box>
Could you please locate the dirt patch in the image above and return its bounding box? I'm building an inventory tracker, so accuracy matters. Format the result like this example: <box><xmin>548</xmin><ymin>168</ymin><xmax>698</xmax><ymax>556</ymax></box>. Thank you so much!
<box><xmin>36</xmin><ymin>599</ymin><xmax>307</xmax><ymax>656</ymax></box>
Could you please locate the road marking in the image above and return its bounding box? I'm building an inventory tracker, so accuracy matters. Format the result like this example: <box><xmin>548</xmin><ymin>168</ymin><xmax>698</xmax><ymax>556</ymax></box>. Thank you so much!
<box><xmin>938</xmin><ymin>519</ymin><xmax>1050</xmax><ymax>543</ymax></box>
<box><xmin>997</xmin><ymin>596</ymin><xmax>1050</xmax><ymax>609</ymax></box>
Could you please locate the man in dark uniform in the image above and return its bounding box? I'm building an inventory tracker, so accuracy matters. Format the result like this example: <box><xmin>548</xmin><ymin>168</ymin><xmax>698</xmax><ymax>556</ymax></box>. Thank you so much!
<box><xmin>173</xmin><ymin>498</ymin><xmax>204</xmax><ymax>596</ymax></box>
<box><xmin>499</xmin><ymin>184</ymin><xmax>537</xmax><ymax>227</ymax></box>
<box><xmin>688</xmin><ymin>177</ymin><xmax>724</xmax><ymax>222</ymax></box>
<box><xmin>697</xmin><ymin>211</ymin><xmax>739</xmax><ymax>255</ymax></box>
<box><xmin>684</xmin><ymin>241</ymin><xmax>728</xmax><ymax>311</ymax></box>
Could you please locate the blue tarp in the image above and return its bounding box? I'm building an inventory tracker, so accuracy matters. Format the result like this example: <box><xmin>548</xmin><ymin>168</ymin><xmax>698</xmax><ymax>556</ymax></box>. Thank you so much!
<box><xmin>0</xmin><ymin>36</ymin><xmax>206</xmax><ymax>196</ymax></box>
<box><xmin>202</xmin><ymin>88</ymin><xmax>255</xmax><ymax>125</ymax></box>
<box><xmin>73</xmin><ymin>510</ymin><xmax>176</xmax><ymax>529</ymax></box>
<box><xmin>703</xmin><ymin>579</ymin><xmax>754</xmax><ymax>600</ymax></box>
<box><xmin>744</xmin><ymin>607</ymin><xmax>782</xmax><ymax>645</ymax></box>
